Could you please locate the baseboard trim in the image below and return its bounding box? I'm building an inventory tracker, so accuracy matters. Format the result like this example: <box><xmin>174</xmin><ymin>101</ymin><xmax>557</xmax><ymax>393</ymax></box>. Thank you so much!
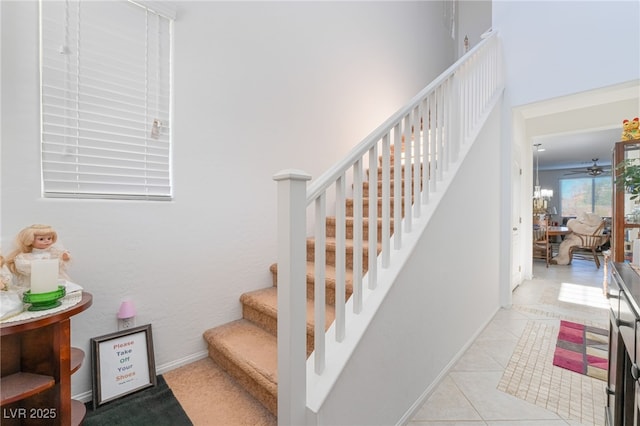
<box><xmin>73</xmin><ymin>390</ymin><xmax>93</xmax><ymax>404</ymax></box>
<box><xmin>155</xmin><ymin>350</ymin><xmax>209</xmax><ymax>375</ymax></box>
<box><xmin>395</xmin><ymin>306</ymin><xmax>501</xmax><ymax>426</ymax></box>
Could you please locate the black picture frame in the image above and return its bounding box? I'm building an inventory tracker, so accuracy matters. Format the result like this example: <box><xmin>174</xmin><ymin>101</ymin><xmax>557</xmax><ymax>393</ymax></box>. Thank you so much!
<box><xmin>90</xmin><ymin>324</ymin><xmax>156</xmax><ymax>409</ymax></box>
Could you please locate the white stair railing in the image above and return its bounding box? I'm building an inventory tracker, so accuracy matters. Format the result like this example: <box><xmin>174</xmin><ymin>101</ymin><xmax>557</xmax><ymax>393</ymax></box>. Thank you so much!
<box><xmin>275</xmin><ymin>30</ymin><xmax>503</xmax><ymax>425</ymax></box>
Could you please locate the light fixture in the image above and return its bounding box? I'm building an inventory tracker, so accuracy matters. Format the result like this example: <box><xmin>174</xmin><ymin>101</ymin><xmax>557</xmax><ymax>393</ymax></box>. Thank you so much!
<box><xmin>117</xmin><ymin>300</ymin><xmax>136</xmax><ymax>319</ymax></box>
<box><xmin>533</xmin><ymin>143</ymin><xmax>553</xmax><ymax>214</ymax></box>
<box><xmin>117</xmin><ymin>299</ymin><xmax>137</xmax><ymax>330</ymax></box>
<box><xmin>533</xmin><ymin>143</ymin><xmax>542</xmax><ymax>198</ymax></box>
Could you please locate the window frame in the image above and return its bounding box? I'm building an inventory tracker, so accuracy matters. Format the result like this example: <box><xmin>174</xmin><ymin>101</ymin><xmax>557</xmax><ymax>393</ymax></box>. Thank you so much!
<box><xmin>559</xmin><ymin>175</ymin><xmax>612</xmax><ymax>218</ymax></box>
<box><xmin>39</xmin><ymin>0</ymin><xmax>174</xmax><ymax>201</ymax></box>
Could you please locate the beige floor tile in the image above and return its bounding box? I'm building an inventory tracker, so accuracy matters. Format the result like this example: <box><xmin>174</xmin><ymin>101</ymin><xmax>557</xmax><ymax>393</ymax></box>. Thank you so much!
<box><xmin>408</xmin><ymin>422</ymin><xmax>487</xmax><ymax>426</ymax></box>
<box><xmin>485</xmin><ymin>421</ymin><xmax>570</xmax><ymax>425</ymax></box>
<box><xmin>452</xmin><ymin>339</ymin><xmax>518</xmax><ymax>371</ymax></box>
<box><xmin>408</xmin><ymin>420</ymin><xmax>487</xmax><ymax>426</ymax></box>
<box><xmin>450</xmin><ymin>371</ymin><xmax>563</xmax><ymax>421</ymax></box>
<box><xmin>408</xmin><ymin>259</ymin><xmax>609</xmax><ymax>425</ymax></box>
<box><xmin>451</xmin><ymin>343</ymin><xmax>506</xmax><ymax>372</ymax></box>
<box><xmin>410</xmin><ymin>376</ymin><xmax>483</xmax><ymax>422</ymax></box>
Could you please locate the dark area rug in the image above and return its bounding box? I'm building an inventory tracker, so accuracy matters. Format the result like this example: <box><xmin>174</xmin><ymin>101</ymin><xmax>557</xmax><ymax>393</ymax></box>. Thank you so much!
<box><xmin>552</xmin><ymin>320</ymin><xmax>608</xmax><ymax>381</ymax></box>
<box><xmin>83</xmin><ymin>375</ymin><xmax>193</xmax><ymax>425</ymax></box>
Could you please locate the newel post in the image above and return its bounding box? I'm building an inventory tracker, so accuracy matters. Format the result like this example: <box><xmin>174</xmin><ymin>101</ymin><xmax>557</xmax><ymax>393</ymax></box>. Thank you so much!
<box><xmin>273</xmin><ymin>169</ymin><xmax>311</xmax><ymax>426</ymax></box>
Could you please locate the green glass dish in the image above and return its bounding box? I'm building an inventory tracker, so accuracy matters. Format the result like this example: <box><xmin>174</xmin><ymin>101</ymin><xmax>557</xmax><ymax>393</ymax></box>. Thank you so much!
<box><xmin>22</xmin><ymin>286</ymin><xmax>66</xmax><ymax>311</ymax></box>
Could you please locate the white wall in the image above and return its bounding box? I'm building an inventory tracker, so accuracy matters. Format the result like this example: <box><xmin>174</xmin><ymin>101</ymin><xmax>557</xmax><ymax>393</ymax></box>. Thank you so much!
<box><xmin>315</xmin><ymin>99</ymin><xmax>503</xmax><ymax>426</ymax></box>
<box><xmin>0</xmin><ymin>1</ymin><xmax>3</xmax><ymax>233</ymax></box>
<box><xmin>494</xmin><ymin>0</ymin><xmax>639</xmax><ymax>108</ymax></box>
<box><xmin>1</xmin><ymin>1</ymin><xmax>455</xmax><ymax>399</ymax></box>
<box><xmin>457</xmin><ymin>0</ymin><xmax>492</xmax><ymax>56</ymax></box>
<box><xmin>493</xmin><ymin>0</ymin><xmax>640</xmax><ymax>286</ymax></box>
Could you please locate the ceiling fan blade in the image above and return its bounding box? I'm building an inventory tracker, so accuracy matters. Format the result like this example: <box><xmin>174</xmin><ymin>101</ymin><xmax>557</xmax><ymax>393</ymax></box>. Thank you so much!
<box><xmin>563</xmin><ymin>170</ymin><xmax>611</xmax><ymax>176</ymax></box>
<box><xmin>562</xmin><ymin>158</ymin><xmax>611</xmax><ymax>176</ymax></box>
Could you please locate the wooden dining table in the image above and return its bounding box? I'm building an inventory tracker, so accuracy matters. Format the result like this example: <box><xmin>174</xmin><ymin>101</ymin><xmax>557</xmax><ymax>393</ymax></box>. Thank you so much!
<box><xmin>548</xmin><ymin>226</ymin><xmax>570</xmax><ymax>236</ymax></box>
<box><xmin>547</xmin><ymin>226</ymin><xmax>570</xmax><ymax>257</ymax></box>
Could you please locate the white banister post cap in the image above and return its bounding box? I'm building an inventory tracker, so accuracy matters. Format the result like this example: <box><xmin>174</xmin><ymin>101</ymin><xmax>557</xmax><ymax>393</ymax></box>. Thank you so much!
<box><xmin>273</xmin><ymin>169</ymin><xmax>312</xmax><ymax>182</ymax></box>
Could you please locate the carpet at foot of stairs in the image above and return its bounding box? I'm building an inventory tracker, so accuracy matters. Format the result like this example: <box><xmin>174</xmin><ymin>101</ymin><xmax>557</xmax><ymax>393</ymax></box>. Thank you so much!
<box><xmin>163</xmin><ymin>357</ymin><xmax>276</xmax><ymax>426</ymax></box>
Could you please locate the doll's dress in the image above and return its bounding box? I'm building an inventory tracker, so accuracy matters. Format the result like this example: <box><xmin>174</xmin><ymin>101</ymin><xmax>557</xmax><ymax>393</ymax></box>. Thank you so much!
<box><xmin>13</xmin><ymin>246</ymin><xmax>70</xmax><ymax>289</ymax></box>
<box><xmin>1</xmin><ymin>264</ymin><xmax>24</xmax><ymax>320</ymax></box>
<box><xmin>0</xmin><ymin>264</ymin><xmax>12</xmax><ymax>290</ymax></box>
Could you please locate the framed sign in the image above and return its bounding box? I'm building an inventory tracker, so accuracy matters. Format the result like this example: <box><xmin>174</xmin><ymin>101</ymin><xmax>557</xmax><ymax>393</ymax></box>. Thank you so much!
<box><xmin>91</xmin><ymin>324</ymin><xmax>156</xmax><ymax>409</ymax></box>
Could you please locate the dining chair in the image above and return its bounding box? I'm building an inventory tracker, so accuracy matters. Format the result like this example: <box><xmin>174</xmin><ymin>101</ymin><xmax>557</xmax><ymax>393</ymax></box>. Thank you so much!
<box><xmin>532</xmin><ymin>216</ymin><xmax>551</xmax><ymax>267</ymax></box>
<box><xmin>568</xmin><ymin>220</ymin><xmax>608</xmax><ymax>269</ymax></box>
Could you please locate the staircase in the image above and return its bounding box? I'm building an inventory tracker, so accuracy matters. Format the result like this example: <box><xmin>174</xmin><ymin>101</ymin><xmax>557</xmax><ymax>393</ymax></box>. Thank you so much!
<box><xmin>201</xmin><ymin>32</ymin><xmax>502</xmax><ymax>423</ymax></box>
<box><xmin>203</xmin><ymin>148</ymin><xmax>415</xmax><ymax>417</ymax></box>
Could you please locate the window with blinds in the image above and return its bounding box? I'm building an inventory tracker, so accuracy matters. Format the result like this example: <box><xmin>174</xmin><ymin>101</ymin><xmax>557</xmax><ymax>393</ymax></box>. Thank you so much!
<box><xmin>40</xmin><ymin>0</ymin><xmax>173</xmax><ymax>200</ymax></box>
<box><xmin>559</xmin><ymin>176</ymin><xmax>612</xmax><ymax>218</ymax></box>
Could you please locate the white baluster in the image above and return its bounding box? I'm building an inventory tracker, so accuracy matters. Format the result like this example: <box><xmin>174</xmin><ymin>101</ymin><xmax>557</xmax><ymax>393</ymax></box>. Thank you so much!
<box><xmin>335</xmin><ymin>175</ymin><xmax>346</xmax><ymax>341</ymax></box>
<box><xmin>314</xmin><ymin>193</ymin><xmax>326</xmax><ymax>374</ymax></box>
<box><xmin>393</xmin><ymin>123</ymin><xmax>403</xmax><ymax>250</ymax></box>
<box><xmin>403</xmin><ymin>114</ymin><xmax>412</xmax><ymax>233</ymax></box>
<box><xmin>368</xmin><ymin>144</ymin><xmax>378</xmax><ymax>289</ymax></box>
<box><xmin>381</xmin><ymin>133</ymin><xmax>391</xmax><ymax>268</ymax></box>
<box><xmin>413</xmin><ymin>105</ymin><xmax>422</xmax><ymax>216</ymax></box>
<box><xmin>352</xmin><ymin>159</ymin><xmax>363</xmax><ymax>314</ymax></box>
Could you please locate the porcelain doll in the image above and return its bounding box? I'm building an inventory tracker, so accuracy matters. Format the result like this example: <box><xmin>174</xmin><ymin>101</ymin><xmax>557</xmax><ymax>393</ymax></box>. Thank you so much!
<box><xmin>5</xmin><ymin>224</ymin><xmax>71</xmax><ymax>290</ymax></box>
<box><xmin>0</xmin><ymin>255</ymin><xmax>12</xmax><ymax>291</ymax></box>
<box><xmin>0</xmin><ymin>254</ymin><xmax>24</xmax><ymax>320</ymax></box>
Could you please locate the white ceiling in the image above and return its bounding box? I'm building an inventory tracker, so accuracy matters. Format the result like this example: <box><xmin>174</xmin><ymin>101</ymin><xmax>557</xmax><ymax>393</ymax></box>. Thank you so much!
<box><xmin>521</xmin><ymin>80</ymin><xmax>639</xmax><ymax>175</ymax></box>
<box><xmin>533</xmin><ymin>127</ymin><xmax>621</xmax><ymax>173</ymax></box>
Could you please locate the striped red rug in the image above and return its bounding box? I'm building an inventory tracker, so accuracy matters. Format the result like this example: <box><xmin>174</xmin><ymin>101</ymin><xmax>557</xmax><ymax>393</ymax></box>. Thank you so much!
<box><xmin>552</xmin><ymin>320</ymin><xmax>608</xmax><ymax>381</ymax></box>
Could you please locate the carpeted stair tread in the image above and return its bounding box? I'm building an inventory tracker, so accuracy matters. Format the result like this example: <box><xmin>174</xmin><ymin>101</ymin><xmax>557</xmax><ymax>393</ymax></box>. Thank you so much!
<box><xmin>203</xmin><ymin>319</ymin><xmax>278</xmax><ymax>415</ymax></box>
<box><xmin>241</xmin><ymin>287</ymin><xmax>278</xmax><ymax>322</ymax></box>
<box><xmin>304</xmin><ymin>236</ymin><xmax>380</xmax><ymax>274</ymax></box>
<box><xmin>372</xmin><ymin>163</ymin><xmax>423</xmax><ymax>177</ymax></box>
<box><xmin>325</xmin><ymin>216</ymin><xmax>395</xmax><ymax>228</ymax></box>
<box><xmin>196</xmin><ymin>151</ymin><xmax>420</xmax><ymax>418</ymax></box>
<box><xmin>307</xmin><ymin>236</ymin><xmax>382</xmax><ymax>252</ymax></box>
<box><xmin>269</xmin><ymin>262</ymin><xmax>354</xmax><ymax>292</ymax></box>
<box><xmin>240</xmin><ymin>286</ymin><xmax>337</xmax><ymax>336</ymax></box>
<box><xmin>345</xmin><ymin>196</ymin><xmax>412</xmax><ymax>216</ymax></box>
<box><xmin>164</xmin><ymin>358</ymin><xmax>276</xmax><ymax>425</ymax></box>
<box><xmin>362</xmin><ymin>178</ymin><xmax>420</xmax><ymax>190</ymax></box>
<box><xmin>326</xmin><ymin>216</ymin><xmax>395</xmax><ymax>243</ymax></box>
<box><xmin>269</xmin><ymin>261</ymin><xmax>354</xmax><ymax>306</ymax></box>
<box><xmin>203</xmin><ymin>319</ymin><xmax>277</xmax><ymax>383</ymax></box>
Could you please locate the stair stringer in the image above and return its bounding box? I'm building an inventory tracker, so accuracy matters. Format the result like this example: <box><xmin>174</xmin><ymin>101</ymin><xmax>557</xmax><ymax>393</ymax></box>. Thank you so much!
<box><xmin>305</xmin><ymin>93</ymin><xmax>504</xmax><ymax>423</ymax></box>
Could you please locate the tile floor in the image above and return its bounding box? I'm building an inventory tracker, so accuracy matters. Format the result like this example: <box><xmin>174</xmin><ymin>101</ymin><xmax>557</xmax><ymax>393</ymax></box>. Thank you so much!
<box><xmin>408</xmin><ymin>258</ymin><xmax>610</xmax><ymax>426</ymax></box>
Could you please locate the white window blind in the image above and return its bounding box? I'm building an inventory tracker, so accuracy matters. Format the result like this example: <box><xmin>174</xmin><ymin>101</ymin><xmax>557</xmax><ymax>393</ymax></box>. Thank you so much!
<box><xmin>40</xmin><ymin>0</ymin><xmax>173</xmax><ymax>200</ymax></box>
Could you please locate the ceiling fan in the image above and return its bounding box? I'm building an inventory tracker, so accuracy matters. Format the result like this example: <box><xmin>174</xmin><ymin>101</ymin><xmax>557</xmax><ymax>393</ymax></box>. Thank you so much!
<box><xmin>564</xmin><ymin>158</ymin><xmax>611</xmax><ymax>176</ymax></box>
